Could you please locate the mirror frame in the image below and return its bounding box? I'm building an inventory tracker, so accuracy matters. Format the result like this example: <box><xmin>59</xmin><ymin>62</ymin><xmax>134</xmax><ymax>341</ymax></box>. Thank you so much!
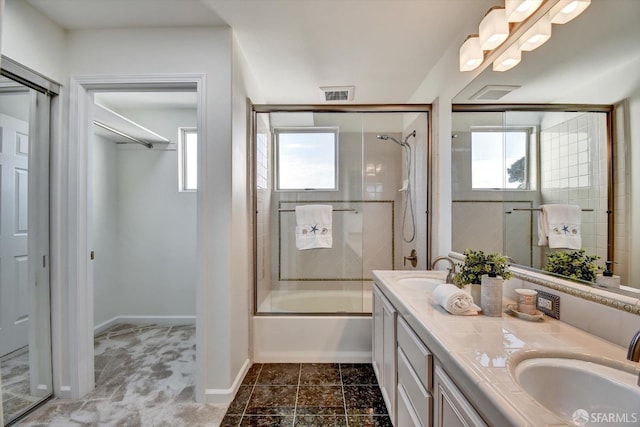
<box><xmin>451</xmin><ymin>103</ymin><xmax>622</xmax><ymax>289</ymax></box>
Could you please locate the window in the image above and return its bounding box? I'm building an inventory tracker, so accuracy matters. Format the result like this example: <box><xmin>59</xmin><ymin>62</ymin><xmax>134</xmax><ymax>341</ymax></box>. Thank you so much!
<box><xmin>179</xmin><ymin>127</ymin><xmax>197</xmax><ymax>192</ymax></box>
<box><xmin>471</xmin><ymin>129</ymin><xmax>529</xmax><ymax>190</ymax></box>
<box><xmin>275</xmin><ymin>128</ymin><xmax>338</xmax><ymax>191</ymax></box>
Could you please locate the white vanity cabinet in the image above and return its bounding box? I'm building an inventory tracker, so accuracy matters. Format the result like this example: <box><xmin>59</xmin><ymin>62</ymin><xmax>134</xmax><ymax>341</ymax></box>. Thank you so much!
<box><xmin>373</xmin><ymin>282</ymin><xmax>487</xmax><ymax>427</ymax></box>
<box><xmin>396</xmin><ymin>316</ymin><xmax>433</xmax><ymax>427</ymax></box>
<box><xmin>372</xmin><ymin>285</ymin><xmax>397</xmax><ymax>423</ymax></box>
<box><xmin>433</xmin><ymin>362</ymin><xmax>487</xmax><ymax>427</ymax></box>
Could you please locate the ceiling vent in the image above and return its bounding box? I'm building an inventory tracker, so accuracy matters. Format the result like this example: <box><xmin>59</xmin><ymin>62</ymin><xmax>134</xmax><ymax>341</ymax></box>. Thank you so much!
<box><xmin>469</xmin><ymin>84</ymin><xmax>521</xmax><ymax>101</ymax></box>
<box><xmin>320</xmin><ymin>86</ymin><xmax>355</xmax><ymax>102</ymax></box>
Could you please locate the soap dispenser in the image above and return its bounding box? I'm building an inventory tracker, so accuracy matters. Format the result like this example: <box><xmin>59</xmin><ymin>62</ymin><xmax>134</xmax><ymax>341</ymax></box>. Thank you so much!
<box><xmin>596</xmin><ymin>261</ymin><xmax>621</xmax><ymax>287</ymax></box>
<box><xmin>481</xmin><ymin>262</ymin><xmax>504</xmax><ymax>317</ymax></box>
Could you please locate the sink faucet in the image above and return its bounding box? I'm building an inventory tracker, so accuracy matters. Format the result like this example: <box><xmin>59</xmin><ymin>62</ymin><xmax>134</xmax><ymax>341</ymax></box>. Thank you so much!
<box><xmin>628</xmin><ymin>329</ymin><xmax>640</xmax><ymax>386</ymax></box>
<box><xmin>431</xmin><ymin>256</ymin><xmax>456</xmax><ymax>284</ymax></box>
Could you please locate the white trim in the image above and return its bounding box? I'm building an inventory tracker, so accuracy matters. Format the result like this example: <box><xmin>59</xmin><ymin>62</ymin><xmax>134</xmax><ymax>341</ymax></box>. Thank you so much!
<box><xmin>203</xmin><ymin>358</ymin><xmax>251</xmax><ymax>404</ymax></box>
<box><xmin>252</xmin><ymin>316</ymin><xmax>372</xmax><ymax>364</ymax></box>
<box><xmin>93</xmin><ymin>316</ymin><xmax>197</xmax><ymax>335</ymax></box>
<box><xmin>55</xmin><ymin>73</ymin><xmax>206</xmax><ymax>400</ymax></box>
<box><xmin>254</xmin><ymin>352</ymin><xmax>371</xmax><ymax>364</ymax></box>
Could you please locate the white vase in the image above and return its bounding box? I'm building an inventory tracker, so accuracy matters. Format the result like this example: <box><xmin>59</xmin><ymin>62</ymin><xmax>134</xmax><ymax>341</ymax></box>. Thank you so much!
<box><xmin>481</xmin><ymin>274</ymin><xmax>504</xmax><ymax>317</ymax></box>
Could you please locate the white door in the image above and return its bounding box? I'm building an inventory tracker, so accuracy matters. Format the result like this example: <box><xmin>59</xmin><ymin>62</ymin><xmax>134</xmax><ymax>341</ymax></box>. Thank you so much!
<box><xmin>0</xmin><ymin>113</ymin><xmax>30</xmax><ymax>357</ymax></box>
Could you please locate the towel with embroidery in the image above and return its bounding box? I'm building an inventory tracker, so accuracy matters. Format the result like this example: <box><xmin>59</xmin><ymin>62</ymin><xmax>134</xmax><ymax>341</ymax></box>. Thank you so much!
<box><xmin>295</xmin><ymin>205</ymin><xmax>333</xmax><ymax>250</ymax></box>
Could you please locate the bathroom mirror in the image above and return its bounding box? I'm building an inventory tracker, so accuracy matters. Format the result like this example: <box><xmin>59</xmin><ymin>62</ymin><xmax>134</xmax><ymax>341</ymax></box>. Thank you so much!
<box><xmin>451</xmin><ymin>0</ymin><xmax>640</xmax><ymax>292</ymax></box>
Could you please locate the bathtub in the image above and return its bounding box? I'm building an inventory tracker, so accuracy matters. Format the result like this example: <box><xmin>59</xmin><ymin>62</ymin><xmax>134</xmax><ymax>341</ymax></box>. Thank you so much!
<box><xmin>258</xmin><ymin>289</ymin><xmax>372</xmax><ymax>313</ymax></box>
<box><xmin>253</xmin><ymin>289</ymin><xmax>372</xmax><ymax>363</ymax></box>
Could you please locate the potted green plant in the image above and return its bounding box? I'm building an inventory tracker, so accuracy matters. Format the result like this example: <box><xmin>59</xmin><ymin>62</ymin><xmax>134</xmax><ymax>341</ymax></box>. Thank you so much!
<box><xmin>453</xmin><ymin>249</ymin><xmax>512</xmax><ymax>305</ymax></box>
<box><xmin>543</xmin><ymin>249</ymin><xmax>600</xmax><ymax>283</ymax></box>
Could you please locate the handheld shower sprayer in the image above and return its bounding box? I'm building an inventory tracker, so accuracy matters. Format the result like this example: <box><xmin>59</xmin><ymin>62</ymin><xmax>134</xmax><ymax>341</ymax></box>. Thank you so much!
<box><xmin>376</xmin><ymin>131</ymin><xmax>415</xmax><ymax>148</ymax></box>
<box><xmin>375</xmin><ymin>130</ymin><xmax>417</xmax><ymax>243</ymax></box>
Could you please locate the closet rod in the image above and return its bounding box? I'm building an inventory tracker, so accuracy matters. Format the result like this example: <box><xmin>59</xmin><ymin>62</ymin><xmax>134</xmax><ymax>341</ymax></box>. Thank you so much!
<box><xmin>94</xmin><ymin>121</ymin><xmax>153</xmax><ymax>149</ymax></box>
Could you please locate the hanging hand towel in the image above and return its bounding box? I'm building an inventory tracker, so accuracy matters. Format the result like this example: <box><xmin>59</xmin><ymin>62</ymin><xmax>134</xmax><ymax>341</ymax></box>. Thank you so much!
<box><xmin>537</xmin><ymin>204</ymin><xmax>582</xmax><ymax>249</ymax></box>
<box><xmin>295</xmin><ymin>205</ymin><xmax>333</xmax><ymax>250</ymax></box>
<box><xmin>433</xmin><ymin>284</ymin><xmax>480</xmax><ymax>316</ymax></box>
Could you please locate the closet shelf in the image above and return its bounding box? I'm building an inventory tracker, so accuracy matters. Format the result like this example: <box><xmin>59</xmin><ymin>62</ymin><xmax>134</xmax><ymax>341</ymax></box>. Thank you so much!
<box><xmin>93</xmin><ymin>103</ymin><xmax>170</xmax><ymax>149</ymax></box>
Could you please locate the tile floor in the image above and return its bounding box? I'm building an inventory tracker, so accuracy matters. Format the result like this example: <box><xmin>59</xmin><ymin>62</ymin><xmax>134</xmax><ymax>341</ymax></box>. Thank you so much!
<box><xmin>1</xmin><ymin>347</ymin><xmax>41</xmax><ymax>424</ymax></box>
<box><xmin>16</xmin><ymin>324</ymin><xmax>227</xmax><ymax>426</ymax></box>
<box><xmin>220</xmin><ymin>363</ymin><xmax>392</xmax><ymax>427</ymax></box>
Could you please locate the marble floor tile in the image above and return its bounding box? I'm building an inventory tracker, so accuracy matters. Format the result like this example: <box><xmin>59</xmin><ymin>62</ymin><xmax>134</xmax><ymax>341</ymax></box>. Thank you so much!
<box><xmin>299</xmin><ymin>363</ymin><xmax>341</xmax><ymax>385</ymax></box>
<box><xmin>16</xmin><ymin>324</ymin><xmax>227</xmax><ymax>427</ymax></box>
<box><xmin>255</xmin><ymin>363</ymin><xmax>301</xmax><ymax>385</ymax></box>
<box><xmin>339</xmin><ymin>364</ymin><xmax>377</xmax><ymax>385</ymax></box>
<box><xmin>222</xmin><ymin>363</ymin><xmax>389</xmax><ymax>426</ymax></box>
<box><xmin>343</xmin><ymin>385</ymin><xmax>388</xmax><ymax>416</ymax></box>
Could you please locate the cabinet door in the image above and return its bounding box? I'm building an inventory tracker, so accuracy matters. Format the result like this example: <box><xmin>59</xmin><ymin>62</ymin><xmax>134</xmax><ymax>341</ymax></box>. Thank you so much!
<box><xmin>381</xmin><ymin>294</ymin><xmax>397</xmax><ymax>422</ymax></box>
<box><xmin>397</xmin><ymin>384</ymin><xmax>423</xmax><ymax>427</ymax></box>
<box><xmin>372</xmin><ymin>286</ymin><xmax>384</xmax><ymax>382</ymax></box>
<box><xmin>433</xmin><ymin>365</ymin><xmax>487</xmax><ymax>427</ymax></box>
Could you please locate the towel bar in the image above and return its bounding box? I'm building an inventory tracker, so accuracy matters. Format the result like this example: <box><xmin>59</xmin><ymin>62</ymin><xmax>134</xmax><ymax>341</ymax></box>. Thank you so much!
<box><xmin>506</xmin><ymin>207</ymin><xmax>594</xmax><ymax>214</ymax></box>
<box><xmin>511</xmin><ymin>208</ymin><xmax>594</xmax><ymax>212</ymax></box>
<box><xmin>278</xmin><ymin>208</ymin><xmax>357</xmax><ymax>212</ymax></box>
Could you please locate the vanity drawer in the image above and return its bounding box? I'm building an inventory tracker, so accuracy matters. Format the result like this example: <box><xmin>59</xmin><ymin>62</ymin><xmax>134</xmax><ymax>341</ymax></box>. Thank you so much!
<box><xmin>398</xmin><ymin>316</ymin><xmax>432</xmax><ymax>392</ymax></box>
<box><xmin>398</xmin><ymin>347</ymin><xmax>432</xmax><ymax>427</ymax></box>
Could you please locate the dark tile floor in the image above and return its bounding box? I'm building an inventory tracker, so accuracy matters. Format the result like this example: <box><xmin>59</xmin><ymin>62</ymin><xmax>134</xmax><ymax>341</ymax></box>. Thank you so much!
<box><xmin>221</xmin><ymin>363</ymin><xmax>392</xmax><ymax>427</ymax></box>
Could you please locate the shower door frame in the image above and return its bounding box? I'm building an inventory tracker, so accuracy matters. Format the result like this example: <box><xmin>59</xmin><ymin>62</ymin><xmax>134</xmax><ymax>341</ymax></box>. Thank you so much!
<box><xmin>250</xmin><ymin>104</ymin><xmax>433</xmax><ymax>316</ymax></box>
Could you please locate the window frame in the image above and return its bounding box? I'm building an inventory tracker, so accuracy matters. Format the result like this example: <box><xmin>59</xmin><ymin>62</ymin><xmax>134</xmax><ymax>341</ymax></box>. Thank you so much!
<box><xmin>178</xmin><ymin>127</ymin><xmax>198</xmax><ymax>192</ymax></box>
<box><xmin>273</xmin><ymin>127</ymin><xmax>339</xmax><ymax>192</ymax></box>
<box><xmin>470</xmin><ymin>126</ymin><xmax>532</xmax><ymax>191</ymax></box>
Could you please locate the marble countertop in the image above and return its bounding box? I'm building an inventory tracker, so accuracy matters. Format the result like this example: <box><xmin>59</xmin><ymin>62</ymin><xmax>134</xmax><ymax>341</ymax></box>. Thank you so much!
<box><xmin>372</xmin><ymin>270</ymin><xmax>640</xmax><ymax>426</ymax></box>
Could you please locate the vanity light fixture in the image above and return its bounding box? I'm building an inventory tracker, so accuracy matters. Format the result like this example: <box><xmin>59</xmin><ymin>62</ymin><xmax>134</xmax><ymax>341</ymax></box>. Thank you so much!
<box><xmin>459</xmin><ymin>35</ymin><xmax>484</xmax><ymax>72</ymax></box>
<box><xmin>493</xmin><ymin>44</ymin><xmax>521</xmax><ymax>72</ymax></box>
<box><xmin>519</xmin><ymin>14</ymin><xmax>552</xmax><ymax>51</ymax></box>
<box><xmin>549</xmin><ymin>0</ymin><xmax>591</xmax><ymax>24</ymax></box>
<box><xmin>459</xmin><ymin>0</ymin><xmax>590</xmax><ymax>72</ymax></box>
<box><xmin>506</xmin><ymin>0</ymin><xmax>543</xmax><ymax>22</ymax></box>
<box><xmin>479</xmin><ymin>7</ymin><xmax>509</xmax><ymax>51</ymax></box>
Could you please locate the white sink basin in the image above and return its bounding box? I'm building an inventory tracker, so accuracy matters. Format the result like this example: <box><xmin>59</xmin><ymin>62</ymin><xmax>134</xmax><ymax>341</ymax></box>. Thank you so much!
<box><xmin>512</xmin><ymin>354</ymin><xmax>640</xmax><ymax>425</ymax></box>
<box><xmin>395</xmin><ymin>277</ymin><xmax>444</xmax><ymax>290</ymax></box>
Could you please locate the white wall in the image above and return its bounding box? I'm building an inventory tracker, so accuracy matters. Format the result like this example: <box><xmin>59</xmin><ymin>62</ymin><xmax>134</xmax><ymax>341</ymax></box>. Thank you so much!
<box><xmin>63</xmin><ymin>26</ymin><xmax>248</xmax><ymax>403</ymax></box>
<box><xmin>1</xmin><ymin>0</ymin><xmax>66</xmax><ymax>83</ymax></box>
<box><xmin>92</xmin><ymin>133</ymin><xmax>119</xmax><ymax>325</ymax></box>
<box><xmin>93</xmin><ymin>108</ymin><xmax>197</xmax><ymax>327</ymax></box>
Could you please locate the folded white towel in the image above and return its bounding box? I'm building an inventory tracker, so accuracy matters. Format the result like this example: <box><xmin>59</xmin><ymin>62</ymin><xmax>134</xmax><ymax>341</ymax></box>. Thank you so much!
<box><xmin>433</xmin><ymin>284</ymin><xmax>479</xmax><ymax>316</ymax></box>
<box><xmin>537</xmin><ymin>204</ymin><xmax>582</xmax><ymax>249</ymax></box>
<box><xmin>295</xmin><ymin>205</ymin><xmax>333</xmax><ymax>250</ymax></box>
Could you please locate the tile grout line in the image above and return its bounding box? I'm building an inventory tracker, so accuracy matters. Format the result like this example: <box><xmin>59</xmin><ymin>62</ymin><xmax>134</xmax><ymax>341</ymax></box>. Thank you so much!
<box><xmin>339</xmin><ymin>363</ymin><xmax>349</xmax><ymax>427</ymax></box>
<box><xmin>240</xmin><ymin>363</ymin><xmax>262</xmax><ymax>426</ymax></box>
<box><xmin>293</xmin><ymin>363</ymin><xmax>302</xmax><ymax>426</ymax></box>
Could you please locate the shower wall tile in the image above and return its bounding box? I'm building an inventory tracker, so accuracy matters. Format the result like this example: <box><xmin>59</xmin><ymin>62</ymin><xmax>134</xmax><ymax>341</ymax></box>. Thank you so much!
<box><xmin>540</xmin><ymin>113</ymin><xmax>608</xmax><ymax>264</ymax></box>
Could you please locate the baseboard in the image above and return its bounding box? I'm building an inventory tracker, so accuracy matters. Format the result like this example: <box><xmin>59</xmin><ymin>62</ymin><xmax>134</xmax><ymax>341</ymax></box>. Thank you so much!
<box><xmin>204</xmin><ymin>358</ymin><xmax>251</xmax><ymax>404</ymax></box>
<box><xmin>94</xmin><ymin>315</ymin><xmax>196</xmax><ymax>335</ymax></box>
<box><xmin>253</xmin><ymin>351</ymin><xmax>371</xmax><ymax>364</ymax></box>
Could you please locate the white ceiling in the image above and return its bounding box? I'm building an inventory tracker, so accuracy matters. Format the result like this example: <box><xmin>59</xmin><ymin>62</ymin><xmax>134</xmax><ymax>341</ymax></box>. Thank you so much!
<box><xmin>24</xmin><ymin>0</ymin><xmax>640</xmax><ymax>106</ymax></box>
<box><xmin>26</xmin><ymin>0</ymin><xmax>495</xmax><ymax>105</ymax></box>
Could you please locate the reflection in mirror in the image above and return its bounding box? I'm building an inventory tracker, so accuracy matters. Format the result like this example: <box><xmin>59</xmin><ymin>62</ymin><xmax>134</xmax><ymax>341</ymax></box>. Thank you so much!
<box><xmin>451</xmin><ymin>107</ymin><xmax>628</xmax><ymax>288</ymax></box>
<box><xmin>0</xmin><ymin>74</ymin><xmax>53</xmax><ymax>424</ymax></box>
<box><xmin>451</xmin><ymin>0</ymin><xmax>640</xmax><ymax>295</ymax></box>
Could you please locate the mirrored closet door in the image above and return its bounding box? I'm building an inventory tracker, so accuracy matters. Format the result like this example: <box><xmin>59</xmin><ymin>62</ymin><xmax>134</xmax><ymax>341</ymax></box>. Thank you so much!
<box><xmin>0</xmin><ymin>62</ymin><xmax>54</xmax><ymax>425</ymax></box>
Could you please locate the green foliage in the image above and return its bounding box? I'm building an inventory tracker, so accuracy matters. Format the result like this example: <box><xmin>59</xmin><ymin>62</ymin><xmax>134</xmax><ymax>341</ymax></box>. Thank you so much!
<box><xmin>543</xmin><ymin>249</ymin><xmax>600</xmax><ymax>283</ymax></box>
<box><xmin>453</xmin><ymin>249</ymin><xmax>512</xmax><ymax>285</ymax></box>
<box><xmin>507</xmin><ymin>156</ymin><xmax>526</xmax><ymax>189</ymax></box>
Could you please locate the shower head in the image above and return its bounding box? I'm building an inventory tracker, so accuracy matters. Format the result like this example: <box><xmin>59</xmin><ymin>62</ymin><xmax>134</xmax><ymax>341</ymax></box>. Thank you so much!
<box><xmin>376</xmin><ymin>134</ymin><xmax>404</xmax><ymax>146</ymax></box>
<box><xmin>377</xmin><ymin>130</ymin><xmax>416</xmax><ymax>147</ymax></box>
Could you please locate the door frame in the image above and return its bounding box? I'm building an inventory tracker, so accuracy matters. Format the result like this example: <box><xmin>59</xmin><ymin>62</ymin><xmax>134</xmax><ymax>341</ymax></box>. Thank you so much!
<box><xmin>56</xmin><ymin>74</ymin><xmax>205</xmax><ymax>398</ymax></box>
